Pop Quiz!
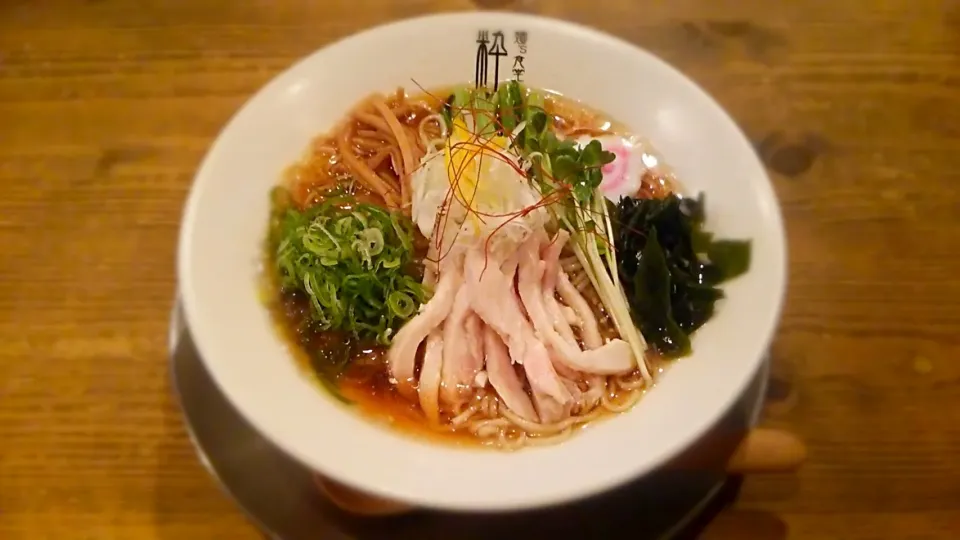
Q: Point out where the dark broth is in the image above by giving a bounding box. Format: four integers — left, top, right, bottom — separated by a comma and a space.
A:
267, 286, 487, 445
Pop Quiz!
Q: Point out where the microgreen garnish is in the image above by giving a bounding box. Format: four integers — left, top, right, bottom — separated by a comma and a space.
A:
508, 83, 615, 204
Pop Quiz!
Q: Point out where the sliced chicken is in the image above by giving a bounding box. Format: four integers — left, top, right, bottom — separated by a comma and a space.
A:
541, 231, 579, 347
557, 270, 603, 349
465, 245, 571, 405
440, 286, 483, 408
517, 235, 634, 375
417, 331, 444, 423
552, 360, 580, 381
483, 327, 538, 422
464, 312, 484, 374
516, 340, 572, 421
388, 259, 462, 399
580, 339, 633, 372
531, 386, 572, 424
561, 377, 583, 405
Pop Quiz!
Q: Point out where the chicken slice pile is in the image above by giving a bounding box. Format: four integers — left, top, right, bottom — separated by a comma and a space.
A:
387, 230, 636, 425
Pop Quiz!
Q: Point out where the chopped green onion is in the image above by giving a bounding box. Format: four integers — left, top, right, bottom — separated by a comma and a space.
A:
452, 86, 471, 113
524, 91, 547, 152
473, 89, 498, 139
387, 291, 416, 319
497, 81, 523, 133
270, 195, 426, 344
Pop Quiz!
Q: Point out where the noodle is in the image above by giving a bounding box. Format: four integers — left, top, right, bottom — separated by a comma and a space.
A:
616, 374, 648, 391
356, 128, 388, 139
406, 125, 426, 155
313, 141, 338, 155
353, 136, 390, 153
354, 111, 394, 135
601, 380, 645, 413
366, 147, 392, 169
418, 113, 448, 152
448, 401, 481, 427
371, 96, 417, 208
389, 150, 402, 177
336, 127, 400, 208
572, 271, 591, 292
288, 91, 435, 212
446, 365, 646, 449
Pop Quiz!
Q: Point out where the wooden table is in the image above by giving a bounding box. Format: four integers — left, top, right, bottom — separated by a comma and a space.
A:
2, 1, 958, 538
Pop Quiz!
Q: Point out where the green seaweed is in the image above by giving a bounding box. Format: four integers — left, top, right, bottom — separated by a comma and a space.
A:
615, 194, 751, 357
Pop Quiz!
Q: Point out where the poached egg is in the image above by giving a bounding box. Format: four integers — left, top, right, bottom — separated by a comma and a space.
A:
410, 116, 547, 247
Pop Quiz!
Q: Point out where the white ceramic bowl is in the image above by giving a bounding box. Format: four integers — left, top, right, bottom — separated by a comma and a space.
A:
178, 12, 786, 512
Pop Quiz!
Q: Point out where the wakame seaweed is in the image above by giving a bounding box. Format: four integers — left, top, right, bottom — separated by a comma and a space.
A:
614, 194, 751, 357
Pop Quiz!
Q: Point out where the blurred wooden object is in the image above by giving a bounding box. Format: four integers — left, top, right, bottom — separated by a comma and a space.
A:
2, 0, 959, 539
724, 429, 806, 475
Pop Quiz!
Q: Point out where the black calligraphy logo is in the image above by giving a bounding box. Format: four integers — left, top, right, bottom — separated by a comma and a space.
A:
476, 29, 527, 87
475, 31, 490, 88
513, 31, 527, 82
488, 31, 508, 90
515, 31, 528, 54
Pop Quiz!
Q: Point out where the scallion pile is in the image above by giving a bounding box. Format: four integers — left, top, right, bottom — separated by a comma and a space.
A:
270, 188, 427, 344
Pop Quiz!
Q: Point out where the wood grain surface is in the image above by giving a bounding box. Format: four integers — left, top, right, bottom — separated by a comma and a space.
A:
2, 0, 959, 538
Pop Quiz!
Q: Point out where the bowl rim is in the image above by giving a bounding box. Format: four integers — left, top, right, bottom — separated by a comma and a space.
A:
177, 10, 787, 511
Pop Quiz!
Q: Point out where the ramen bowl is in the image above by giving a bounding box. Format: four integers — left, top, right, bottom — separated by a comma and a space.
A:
178, 12, 786, 512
